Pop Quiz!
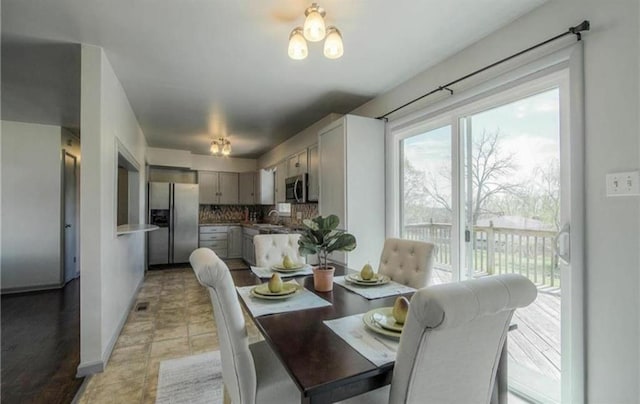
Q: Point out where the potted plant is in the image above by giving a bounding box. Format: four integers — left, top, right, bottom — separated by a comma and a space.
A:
298, 215, 356, 292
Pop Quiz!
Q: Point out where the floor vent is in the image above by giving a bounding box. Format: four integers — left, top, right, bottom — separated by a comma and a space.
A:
135, 302, 149, 312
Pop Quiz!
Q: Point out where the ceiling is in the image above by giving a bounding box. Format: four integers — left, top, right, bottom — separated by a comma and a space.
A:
2, 0, 546, 158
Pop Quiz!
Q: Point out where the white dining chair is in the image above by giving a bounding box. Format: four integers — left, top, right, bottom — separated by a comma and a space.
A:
340, 273, 537, 404
189, 248, 300, 404
254, 233, 306, 268
377, 238, 436, 288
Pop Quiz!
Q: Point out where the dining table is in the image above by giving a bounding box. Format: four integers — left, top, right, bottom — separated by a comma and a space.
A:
231, 265, 511, 404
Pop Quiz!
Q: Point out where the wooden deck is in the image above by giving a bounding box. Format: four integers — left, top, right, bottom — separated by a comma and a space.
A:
431, 267, 561, 383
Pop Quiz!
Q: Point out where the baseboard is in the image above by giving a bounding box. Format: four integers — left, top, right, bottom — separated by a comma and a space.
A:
76, 360, 104, 377
75, 275, 144, 377
1, 282, 65, 295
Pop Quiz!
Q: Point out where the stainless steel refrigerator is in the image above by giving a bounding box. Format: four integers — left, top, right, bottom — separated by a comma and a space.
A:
148, 182, 199, 265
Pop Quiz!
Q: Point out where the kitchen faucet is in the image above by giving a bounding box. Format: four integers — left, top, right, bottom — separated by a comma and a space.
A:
267, 209, 280, 224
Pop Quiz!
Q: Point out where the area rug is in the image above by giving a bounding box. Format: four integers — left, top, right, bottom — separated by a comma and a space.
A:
156, 351, 223, 404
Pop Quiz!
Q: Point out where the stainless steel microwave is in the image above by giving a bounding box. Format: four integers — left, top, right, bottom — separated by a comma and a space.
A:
285, 174, 307, 203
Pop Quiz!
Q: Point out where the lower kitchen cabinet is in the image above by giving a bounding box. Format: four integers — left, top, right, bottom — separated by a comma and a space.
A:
242, 227, 258, 266
228, 226, 242, 258
199, 225, 228, 258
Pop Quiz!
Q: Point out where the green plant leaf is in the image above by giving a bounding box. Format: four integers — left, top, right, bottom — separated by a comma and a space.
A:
325, 215, 340, 230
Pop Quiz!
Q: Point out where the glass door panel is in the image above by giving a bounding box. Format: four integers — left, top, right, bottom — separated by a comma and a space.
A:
462, 89, 562, 402
400, 125, 452, 284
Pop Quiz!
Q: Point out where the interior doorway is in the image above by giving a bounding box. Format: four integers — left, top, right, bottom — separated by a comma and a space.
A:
63, 150, 79, 283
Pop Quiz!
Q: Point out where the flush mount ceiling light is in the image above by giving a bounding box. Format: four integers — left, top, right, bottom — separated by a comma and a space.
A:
210, 137, 231, 156
288, 3, 343, 60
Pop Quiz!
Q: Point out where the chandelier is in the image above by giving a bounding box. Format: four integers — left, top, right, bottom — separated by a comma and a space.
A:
288, 3, 343, 60
210, 137, 231, 156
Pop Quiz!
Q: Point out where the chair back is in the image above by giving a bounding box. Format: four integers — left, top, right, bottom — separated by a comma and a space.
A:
389, 274, 537, 404
254, 234, 306, 268
189, 248, 257, 404
378, 238, 436, 288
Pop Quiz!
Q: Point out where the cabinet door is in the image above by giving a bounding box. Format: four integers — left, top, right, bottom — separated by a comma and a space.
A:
198, 171, 219, 204
319, 123, 346, 264
307, 145, 319, 201
297, 150, 308, 174
218, 172, 239, 204
275, 160, 288, 203
238, 172, 255, 205
287, 155, 299, 177
228, 227, 243, 258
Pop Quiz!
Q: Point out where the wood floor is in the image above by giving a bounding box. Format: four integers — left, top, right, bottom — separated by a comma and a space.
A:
432, 267, 561, 383
1, 279, 84, 404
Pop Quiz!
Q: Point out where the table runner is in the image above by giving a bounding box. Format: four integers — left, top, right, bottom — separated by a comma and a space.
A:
324, 314, 399, 367
334, 275, 416, 299
250, 265, 313, 279
237, 280, 331, 317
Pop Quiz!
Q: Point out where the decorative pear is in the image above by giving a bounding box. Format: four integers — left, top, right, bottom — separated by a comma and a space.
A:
268, 273, 283, 293
360, 263, 374, 280
283, 255, 295, 269
392, 296, 410, 325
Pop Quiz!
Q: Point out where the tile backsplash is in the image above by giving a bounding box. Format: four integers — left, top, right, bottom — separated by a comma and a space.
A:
199, 203, 318, 225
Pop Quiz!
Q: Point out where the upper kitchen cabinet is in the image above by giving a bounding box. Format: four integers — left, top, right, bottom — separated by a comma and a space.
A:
274, 160, 288, 203
198, 171, 239, 204
307, 144, 319, 202
318, 115, 385, 269
287, 150, 308, 177
257, 168, 275, 205
238, 172, 256, 205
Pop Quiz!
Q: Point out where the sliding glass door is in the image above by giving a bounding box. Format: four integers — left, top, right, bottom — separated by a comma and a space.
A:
395, 71, 576, 403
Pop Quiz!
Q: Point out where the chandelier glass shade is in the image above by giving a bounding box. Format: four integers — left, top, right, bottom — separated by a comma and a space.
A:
288, 3, 342, 60
210, 137, 231, 156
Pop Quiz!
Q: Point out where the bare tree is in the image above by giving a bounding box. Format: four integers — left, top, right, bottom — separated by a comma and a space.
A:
468, 129, 521, 224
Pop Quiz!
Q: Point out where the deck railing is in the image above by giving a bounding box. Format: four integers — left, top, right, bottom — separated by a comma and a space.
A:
403, 222, 559, 288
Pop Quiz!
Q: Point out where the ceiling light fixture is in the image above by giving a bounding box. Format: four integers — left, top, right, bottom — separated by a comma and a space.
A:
210, 137, 231, 156
288, 3, 343, 60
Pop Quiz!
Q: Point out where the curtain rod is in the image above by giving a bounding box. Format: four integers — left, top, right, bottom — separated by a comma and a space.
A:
376, 20, 591, 120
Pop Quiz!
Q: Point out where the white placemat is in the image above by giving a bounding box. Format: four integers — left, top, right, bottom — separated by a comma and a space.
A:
334, 275, 416, 299
324, 314, 399, 367
250, 265, 314, 279
237, 280, 331, 317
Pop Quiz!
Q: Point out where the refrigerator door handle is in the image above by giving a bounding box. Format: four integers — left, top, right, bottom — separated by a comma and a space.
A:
169, 184, 174, 263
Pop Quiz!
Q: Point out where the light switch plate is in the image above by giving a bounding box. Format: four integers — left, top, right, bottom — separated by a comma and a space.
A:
606, 171, 640, 196
296, 212, 302, 219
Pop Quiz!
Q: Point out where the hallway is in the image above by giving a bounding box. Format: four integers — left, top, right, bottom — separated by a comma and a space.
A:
1, 279, 83, 403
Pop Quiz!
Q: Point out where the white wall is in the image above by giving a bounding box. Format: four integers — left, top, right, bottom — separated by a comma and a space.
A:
1, 121, 62, 291
257, 113, 341, 169
147, 147, 257, 172
352, 1, 639, 402
79, 44, 148, 375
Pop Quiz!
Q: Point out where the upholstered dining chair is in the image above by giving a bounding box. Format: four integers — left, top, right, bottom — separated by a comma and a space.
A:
377, 238, 436, 288
340, 273, 537, 404
254, 233, 306, 268
189, 248, 300, 404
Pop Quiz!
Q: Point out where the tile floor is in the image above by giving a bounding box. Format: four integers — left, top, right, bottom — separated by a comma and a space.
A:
78, 266, 261, 403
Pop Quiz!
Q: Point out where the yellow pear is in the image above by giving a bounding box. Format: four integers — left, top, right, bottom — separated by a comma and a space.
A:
392, 296, 410, 325
268, 273, 283, 293
360, 263, 374, 280
283, 255, 295, 269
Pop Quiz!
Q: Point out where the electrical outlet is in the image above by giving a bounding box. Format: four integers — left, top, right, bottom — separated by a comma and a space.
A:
296, 212, 302, 219
606, 171, 640, 196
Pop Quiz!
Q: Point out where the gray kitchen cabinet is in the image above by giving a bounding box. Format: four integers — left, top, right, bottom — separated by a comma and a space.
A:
257, 169, 275, 205
238, 172, 256, 205
274, 160, 288, 203
199, 225, 228, 258
198, 171, 239, 204
242, 227, 258, 265
307, 144, 319, 201
228, 226, 242, 258
318, 115, 385, 269
287, 150, 308, 177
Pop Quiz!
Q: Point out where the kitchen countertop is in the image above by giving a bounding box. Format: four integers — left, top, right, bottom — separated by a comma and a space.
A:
116, 224, 160, 236
199, 222, 304, 234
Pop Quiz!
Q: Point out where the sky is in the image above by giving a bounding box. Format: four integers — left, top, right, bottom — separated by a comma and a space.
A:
403, 87, 560, 205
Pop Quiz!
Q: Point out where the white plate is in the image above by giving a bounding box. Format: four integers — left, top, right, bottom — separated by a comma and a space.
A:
271, 264, 305, 272
346, 274, 390, 286
250, 284, 302, 300
372, 308, 404, 332
362, 308, 402, 339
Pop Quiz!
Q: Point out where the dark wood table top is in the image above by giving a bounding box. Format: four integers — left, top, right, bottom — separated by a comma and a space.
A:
231, 266, 413, 403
